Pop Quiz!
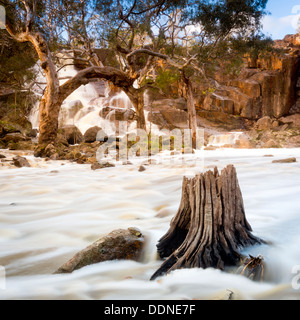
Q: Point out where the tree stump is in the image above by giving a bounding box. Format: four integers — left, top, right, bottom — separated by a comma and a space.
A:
151, 165, 264, 280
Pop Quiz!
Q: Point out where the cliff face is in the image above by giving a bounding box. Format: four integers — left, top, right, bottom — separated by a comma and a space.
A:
198, 36, 300, 121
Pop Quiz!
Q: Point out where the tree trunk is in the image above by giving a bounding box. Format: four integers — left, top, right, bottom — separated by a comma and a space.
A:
151, 165, 264, 281
38, 93, 61, 145
127, 89, 147, 132
183, 73, 198, 149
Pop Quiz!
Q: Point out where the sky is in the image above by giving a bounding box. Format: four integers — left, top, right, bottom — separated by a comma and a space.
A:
262, 0, 300, 39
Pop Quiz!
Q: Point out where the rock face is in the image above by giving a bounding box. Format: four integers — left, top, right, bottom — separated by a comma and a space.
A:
147, 98, 189, 130
197, 37, 300, 122
55, 228, 144, 274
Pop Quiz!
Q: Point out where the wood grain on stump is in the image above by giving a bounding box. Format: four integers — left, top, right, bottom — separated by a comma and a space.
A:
151, 165, 263, 280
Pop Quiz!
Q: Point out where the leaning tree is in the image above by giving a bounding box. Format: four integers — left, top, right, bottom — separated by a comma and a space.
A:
3, 0, 185, 150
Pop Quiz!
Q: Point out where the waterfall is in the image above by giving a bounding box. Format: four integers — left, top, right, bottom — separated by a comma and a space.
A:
208, 132, 244, 147
28, 61, 159, 136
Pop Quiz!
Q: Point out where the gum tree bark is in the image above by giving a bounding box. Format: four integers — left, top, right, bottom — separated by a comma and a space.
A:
151, 165, 264, 280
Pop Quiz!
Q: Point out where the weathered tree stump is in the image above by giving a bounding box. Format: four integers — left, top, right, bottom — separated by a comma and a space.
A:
151, 165, 264, 280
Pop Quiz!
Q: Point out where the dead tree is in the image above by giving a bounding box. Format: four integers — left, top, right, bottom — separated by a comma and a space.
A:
151, 165, 264, 280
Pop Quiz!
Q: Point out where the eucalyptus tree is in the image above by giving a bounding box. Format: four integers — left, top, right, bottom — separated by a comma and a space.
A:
2, 0, 268, 152
2, 0, 178, 149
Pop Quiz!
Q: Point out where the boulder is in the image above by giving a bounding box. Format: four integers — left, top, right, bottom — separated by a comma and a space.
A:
12, 156, 31, 168
280, 114, 300, 127
272, 157, 297, 163
100, 107, 136, 122
149, 98, 187, 112
262, 139, 281, 149
234, 134, 256, 149
106, 108, 136, 122
60, 125, 83, 145
256, 116, 274, 130
91, 162, 115, 170
55, 228, 144, 274
84, 126, 103, 143
2, 133, 30, 144
0, 121, 20, 138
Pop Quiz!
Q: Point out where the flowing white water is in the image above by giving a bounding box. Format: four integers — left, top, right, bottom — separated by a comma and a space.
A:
28, 62, 159, 136
208, 132, 244, 147
0, 148, 300, 300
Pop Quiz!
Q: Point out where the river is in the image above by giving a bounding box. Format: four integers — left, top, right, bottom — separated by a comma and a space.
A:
1, 148, 300, 300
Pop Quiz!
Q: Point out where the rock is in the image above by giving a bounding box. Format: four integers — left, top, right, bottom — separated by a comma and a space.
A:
55, 228, 144, 274
0, 121, 20, 138
60, 125, 83, 145
2, 133, 30, 144
280, 114, 300, 127
198, 46, 299, 122
149, 98, 187, 112
138, 165, 146, 172
12, 156, 31, 168
234, 134, 256, 149
148, 108, 188, 130
91, 162, 115, 170
100, 107, 136, 122
288, 135, 300, 146
262, 139, 281, 149
107, 108, 136, 122
27, 129, 38, 138
256, 116, 273, 130
83, 126, 104, 143
204, 146, 217, 151
0, 154, 6, 159
272, 157, 297, 163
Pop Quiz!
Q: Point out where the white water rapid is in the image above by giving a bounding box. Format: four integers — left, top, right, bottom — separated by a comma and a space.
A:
1, 148, 300, 300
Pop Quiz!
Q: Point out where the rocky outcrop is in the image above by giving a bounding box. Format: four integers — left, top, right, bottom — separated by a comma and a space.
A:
55, 228, 144, 274
198, 36, 300, 123
147, 98, 189, 130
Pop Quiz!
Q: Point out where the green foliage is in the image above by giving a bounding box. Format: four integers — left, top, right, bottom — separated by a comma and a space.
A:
154, 69, 181, 94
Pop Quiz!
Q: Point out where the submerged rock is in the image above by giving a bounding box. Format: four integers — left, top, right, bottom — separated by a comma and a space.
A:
91, 162, 115, 170
12, 156, 31, 168
138, 165, 146, 172
55, 228, 144, 274
272, 157, 297, 163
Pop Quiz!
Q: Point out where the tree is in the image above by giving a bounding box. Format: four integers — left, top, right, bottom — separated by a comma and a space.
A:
3, 0, 180, 148
3, 0, 268, 151
141, 0, 269, 148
